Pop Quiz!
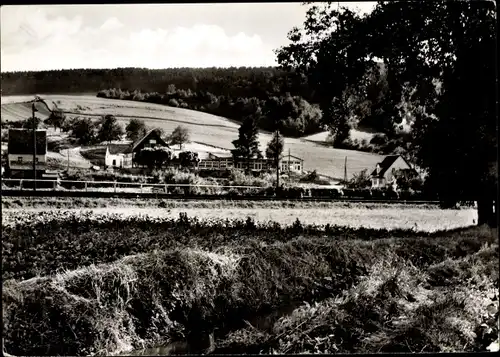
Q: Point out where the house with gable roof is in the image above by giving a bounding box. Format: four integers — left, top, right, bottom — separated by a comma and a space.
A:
7, 129, 47, 178
104, 129, 169, 169
370, 155, 415, 189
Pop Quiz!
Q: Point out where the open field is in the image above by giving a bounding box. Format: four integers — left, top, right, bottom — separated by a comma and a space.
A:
2, 204, 477, 232
1, 95, 384, 179
2, 209, 498, 355
303, 129, 376, 144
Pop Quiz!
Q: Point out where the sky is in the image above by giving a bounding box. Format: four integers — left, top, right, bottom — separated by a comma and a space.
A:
1, 2, 377, 72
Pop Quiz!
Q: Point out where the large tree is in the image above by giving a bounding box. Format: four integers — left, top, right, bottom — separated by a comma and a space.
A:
169, 125, 190, 150
98, 115, 124, 143
275, 4, 371, 146
232, 116, 262, 173
125, 118, 147, 141
277, 1, 497, 226
43, 109, 66, 132
266, 130, 285, 188
71, 118, 97, 146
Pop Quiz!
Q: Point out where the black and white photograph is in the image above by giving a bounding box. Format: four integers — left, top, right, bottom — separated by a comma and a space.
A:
1, 1, 498, 355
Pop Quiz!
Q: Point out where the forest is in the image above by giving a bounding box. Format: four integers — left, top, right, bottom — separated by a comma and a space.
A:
1, 65, 399, 143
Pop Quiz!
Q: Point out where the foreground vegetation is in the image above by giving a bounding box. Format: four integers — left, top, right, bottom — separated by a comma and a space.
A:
2, 198, 476, 235
2, 210, 497, 355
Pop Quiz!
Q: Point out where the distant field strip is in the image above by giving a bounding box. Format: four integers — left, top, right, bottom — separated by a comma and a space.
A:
2, 206, 477, 232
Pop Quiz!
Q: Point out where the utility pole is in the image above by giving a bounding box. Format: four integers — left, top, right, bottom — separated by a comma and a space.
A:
288, 148, 291, 174
32, 99, 38, 192
344, 156, 347, 183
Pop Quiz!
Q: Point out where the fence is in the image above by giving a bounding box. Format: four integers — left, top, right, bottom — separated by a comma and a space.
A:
1, 178, 263, 194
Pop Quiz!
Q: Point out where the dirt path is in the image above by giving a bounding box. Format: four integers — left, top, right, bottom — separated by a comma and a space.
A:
49, 147, 92, 169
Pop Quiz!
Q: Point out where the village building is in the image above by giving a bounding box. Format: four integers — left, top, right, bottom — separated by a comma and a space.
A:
197, 152, 304, 173
104, 144, 133, 169
7, 129, 48, 179
104, 129, 169, 169
280, 154, 304, 173
370, 155, 414, 189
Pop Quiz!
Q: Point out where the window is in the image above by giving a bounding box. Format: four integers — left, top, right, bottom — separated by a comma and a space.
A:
112, 159, 116, 167
17, 157, 22, 163
254, 162, 262, 170
150, 139, 156, 144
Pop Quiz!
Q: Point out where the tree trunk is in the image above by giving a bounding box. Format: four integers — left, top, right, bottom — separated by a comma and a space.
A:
477, 199, 497, 227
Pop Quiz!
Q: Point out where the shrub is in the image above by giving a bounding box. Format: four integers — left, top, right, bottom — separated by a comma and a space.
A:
370, 133, 388, 146
347, 169, 372, 189
227, 169, 272, 188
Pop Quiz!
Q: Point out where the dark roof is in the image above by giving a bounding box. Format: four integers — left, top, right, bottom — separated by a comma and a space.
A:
371, 155, 409, 178
281, 154, 303, 162
8, 129, 47, 155
107, 144, 133, 155
131, 129, 169, 152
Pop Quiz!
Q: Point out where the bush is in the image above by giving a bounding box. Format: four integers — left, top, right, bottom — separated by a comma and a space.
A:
227, 169, 272, 188
1, 129, 8, 142
370, 133, 389, 146
163, 168, 221, 195
347, 169, 372, 190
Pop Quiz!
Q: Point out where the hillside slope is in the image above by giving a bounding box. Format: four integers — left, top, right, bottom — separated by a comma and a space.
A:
1, 101, 53, 121
1, 95, 384, 179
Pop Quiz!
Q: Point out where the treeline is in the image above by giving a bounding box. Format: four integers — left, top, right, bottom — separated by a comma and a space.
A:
0, 67, 312, 101
97, 87, 323, 137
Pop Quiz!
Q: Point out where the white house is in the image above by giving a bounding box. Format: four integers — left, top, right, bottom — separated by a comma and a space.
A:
104, 144, 133, 169
280, 154, 304, 173
370, 155, 414, 189
197, 152, 304, 173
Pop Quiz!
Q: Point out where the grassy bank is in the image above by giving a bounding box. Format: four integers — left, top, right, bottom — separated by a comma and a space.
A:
3, 223, 497, 356
216, 241, 499, 354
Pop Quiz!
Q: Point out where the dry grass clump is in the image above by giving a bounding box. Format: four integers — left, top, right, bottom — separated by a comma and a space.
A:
214, 235, 499, 354
3, 237, 376, 356
3, 248, 243, 356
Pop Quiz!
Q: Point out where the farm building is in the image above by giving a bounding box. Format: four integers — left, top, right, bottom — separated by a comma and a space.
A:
197, 152, 304, 173
280, 154, 304, 173
7, 129, 48, 179
104, 129, 169, 169
370, 155, 414, 189
198, 153, 272, 171
104, 144, 133, 169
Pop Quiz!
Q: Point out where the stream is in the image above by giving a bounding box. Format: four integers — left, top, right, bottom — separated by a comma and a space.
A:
123, 300, 306, 356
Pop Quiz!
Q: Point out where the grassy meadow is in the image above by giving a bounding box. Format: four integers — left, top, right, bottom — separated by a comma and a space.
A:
1, 94, 384, 179
2, 200, 477, 232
